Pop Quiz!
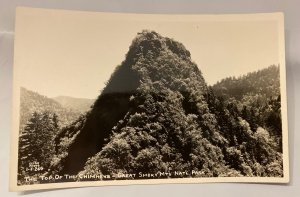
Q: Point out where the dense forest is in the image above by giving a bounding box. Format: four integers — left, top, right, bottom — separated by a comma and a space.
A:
18, 30, 284, 185
212, 65, 282, 152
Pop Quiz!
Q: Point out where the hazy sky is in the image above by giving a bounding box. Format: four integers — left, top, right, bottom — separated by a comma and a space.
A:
15, 8, 282, 99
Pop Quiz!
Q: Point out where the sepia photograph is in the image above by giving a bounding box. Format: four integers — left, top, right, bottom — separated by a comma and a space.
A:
10, 7, 288, 191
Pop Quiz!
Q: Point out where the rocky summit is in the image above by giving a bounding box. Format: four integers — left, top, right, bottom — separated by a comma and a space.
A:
50, 30, 283, 179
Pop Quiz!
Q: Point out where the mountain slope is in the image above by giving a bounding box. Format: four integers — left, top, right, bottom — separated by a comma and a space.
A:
52, 30, 282, 179
52, 96, 94, 113
212, 65, 280, 101
20, 87, 80, 131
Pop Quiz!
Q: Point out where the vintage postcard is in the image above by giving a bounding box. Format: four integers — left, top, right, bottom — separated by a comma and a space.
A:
10, 7, 289, 191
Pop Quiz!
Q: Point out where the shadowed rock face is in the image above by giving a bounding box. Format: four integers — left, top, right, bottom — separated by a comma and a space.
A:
60, 60, 140, 175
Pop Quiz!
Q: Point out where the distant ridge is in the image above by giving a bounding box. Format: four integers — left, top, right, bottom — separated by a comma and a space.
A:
53, 96, 94, 114
20, 87, 81, 131
212, 65, 280, 101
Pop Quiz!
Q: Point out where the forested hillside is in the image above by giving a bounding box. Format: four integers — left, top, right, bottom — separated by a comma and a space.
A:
19, 88, 80, 132
212, 65, 280, 102
211, 65, 282, 151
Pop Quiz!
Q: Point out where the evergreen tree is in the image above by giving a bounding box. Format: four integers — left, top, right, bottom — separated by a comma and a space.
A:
18, 111, 59, 183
